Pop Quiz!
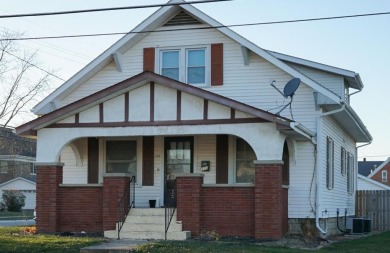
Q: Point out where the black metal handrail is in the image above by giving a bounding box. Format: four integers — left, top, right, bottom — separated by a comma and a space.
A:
165, 179, 177, 240
117, 176, 135, 240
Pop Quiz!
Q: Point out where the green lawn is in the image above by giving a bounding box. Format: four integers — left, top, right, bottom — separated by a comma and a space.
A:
0, 226, 389, 253
135, 232, 390, 253
0, 210, 34, 220
0, 227, 103, 253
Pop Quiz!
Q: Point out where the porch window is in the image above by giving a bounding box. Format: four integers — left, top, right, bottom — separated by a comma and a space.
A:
106, 140, 137, 179
235, 137, 256, 183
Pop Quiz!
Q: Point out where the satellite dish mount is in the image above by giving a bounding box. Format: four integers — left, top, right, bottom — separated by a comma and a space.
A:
270, 78, 301, 115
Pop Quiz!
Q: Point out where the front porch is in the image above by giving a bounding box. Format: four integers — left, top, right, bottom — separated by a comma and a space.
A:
35, 159, 288, 240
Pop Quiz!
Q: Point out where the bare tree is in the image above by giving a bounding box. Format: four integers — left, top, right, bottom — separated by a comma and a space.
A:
0, 30, 54, 127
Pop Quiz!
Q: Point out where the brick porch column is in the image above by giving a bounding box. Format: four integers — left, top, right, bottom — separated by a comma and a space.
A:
35, 162, 64, 233
254, 160, 284, 239
176, 173, 204, 237
102, 173, 131, 230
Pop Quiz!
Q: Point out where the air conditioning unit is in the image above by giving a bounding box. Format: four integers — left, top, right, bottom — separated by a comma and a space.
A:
346, 217, 371, 234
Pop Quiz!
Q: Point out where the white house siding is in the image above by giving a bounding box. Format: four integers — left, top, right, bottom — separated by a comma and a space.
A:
60, 25, 318, 132
194, 135, 216, 184
320, 116, 357, 217
288, 141, 316, 218
289, 63, 344, 98
60, 139, 88, 184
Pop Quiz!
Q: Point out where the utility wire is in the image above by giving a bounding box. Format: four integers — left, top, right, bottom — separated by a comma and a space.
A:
0, 0, 232, 19
1, 49, 65, 81
2, 11, 390, 41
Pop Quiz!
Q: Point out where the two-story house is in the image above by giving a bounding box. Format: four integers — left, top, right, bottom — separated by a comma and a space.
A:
16, 0, 371, 240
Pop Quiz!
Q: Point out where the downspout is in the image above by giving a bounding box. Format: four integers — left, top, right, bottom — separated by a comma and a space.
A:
315, 103, 346, 237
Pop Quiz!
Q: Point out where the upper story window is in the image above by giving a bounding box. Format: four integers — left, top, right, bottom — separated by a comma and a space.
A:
159, 46, 208, 86
382, 170, 388, 182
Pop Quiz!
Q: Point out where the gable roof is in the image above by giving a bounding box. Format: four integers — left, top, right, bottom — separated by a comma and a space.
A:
268, 51, 363, 90
367, 157, 390, 178
358, 174, 390, 191
32, 0, 342, 115
0, 177, 36, 188
16, 71, 292, 137
358, 160, 384, 176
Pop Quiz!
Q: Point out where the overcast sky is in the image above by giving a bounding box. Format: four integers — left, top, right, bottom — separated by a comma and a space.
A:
1, 0, 389, 161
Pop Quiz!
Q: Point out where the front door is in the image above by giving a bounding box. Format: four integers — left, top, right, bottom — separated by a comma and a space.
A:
164, 137, 193, 205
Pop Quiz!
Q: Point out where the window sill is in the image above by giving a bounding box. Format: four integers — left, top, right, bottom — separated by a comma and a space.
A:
202, 184, 254, 188
59, 184, 102, 187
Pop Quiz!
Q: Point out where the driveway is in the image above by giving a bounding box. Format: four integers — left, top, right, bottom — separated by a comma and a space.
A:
0, 219, 35, 227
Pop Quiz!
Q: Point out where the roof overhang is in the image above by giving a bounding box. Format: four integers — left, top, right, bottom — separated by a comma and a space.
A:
268, 51, 364, 90
368, 157, 390, 178
322, 103, 372, 142
16, 71, 293, 137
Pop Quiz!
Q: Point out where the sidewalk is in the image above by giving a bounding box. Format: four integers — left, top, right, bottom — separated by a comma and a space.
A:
80, 239, 151, 253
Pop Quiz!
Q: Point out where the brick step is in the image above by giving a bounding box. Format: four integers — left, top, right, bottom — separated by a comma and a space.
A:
119, 221, 183, 232
104, 230, 190, 240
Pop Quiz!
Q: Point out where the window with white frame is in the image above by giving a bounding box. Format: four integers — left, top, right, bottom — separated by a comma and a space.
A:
0, 161, 8, 174
326, 137, 334, 190
382, 170, 388, 182
347, 152, 355, 193
30, 163, 36, 175
341, 147, 346, 176
105, 140, 138, 180
235, 137, 256, 183
160, 47, 208, 86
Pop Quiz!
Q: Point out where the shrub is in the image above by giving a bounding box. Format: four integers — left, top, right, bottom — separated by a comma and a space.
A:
2, 190, 25, 212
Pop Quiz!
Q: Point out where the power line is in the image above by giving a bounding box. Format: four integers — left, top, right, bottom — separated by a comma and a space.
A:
2, 11, 390, 42
0, 0, 231, 19
1, 49, 65, 81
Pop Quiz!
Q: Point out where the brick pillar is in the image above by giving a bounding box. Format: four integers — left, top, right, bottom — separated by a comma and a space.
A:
102, 174, 131, 230
176, 174, 204, 237
35, 163, 63, 233
254, 160, 284, 239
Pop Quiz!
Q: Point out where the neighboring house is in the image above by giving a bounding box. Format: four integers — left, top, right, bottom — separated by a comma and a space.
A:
16, 0, 372, 240
0, 177, 36, 209
0, 127, 36, 210
365, 158, 390, 186
357, 174, 390, 191
358, 158, 384, 177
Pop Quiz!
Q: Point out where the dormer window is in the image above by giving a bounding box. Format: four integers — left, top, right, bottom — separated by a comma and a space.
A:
159, 46, 208, 86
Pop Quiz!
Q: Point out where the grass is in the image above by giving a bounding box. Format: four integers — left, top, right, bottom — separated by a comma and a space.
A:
0, 227, 104, 253
0, 226, 389, 253
134, 232, 390, 253
0, 210, 34, 220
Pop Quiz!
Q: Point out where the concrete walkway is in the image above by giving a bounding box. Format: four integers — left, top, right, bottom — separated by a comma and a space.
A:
0, 219, 35, 227
80, 239, 152, 253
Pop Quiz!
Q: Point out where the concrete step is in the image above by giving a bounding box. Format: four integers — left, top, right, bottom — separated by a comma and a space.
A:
105, 230, 191, 240
120, 221, 183, 232
105, 208, 189, 240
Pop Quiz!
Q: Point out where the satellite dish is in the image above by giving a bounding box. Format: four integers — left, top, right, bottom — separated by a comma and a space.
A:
270, 78, 301, 116
283, 78, 301, 98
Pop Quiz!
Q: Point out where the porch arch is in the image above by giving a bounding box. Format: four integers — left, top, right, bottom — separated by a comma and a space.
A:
36, 123, 286, 164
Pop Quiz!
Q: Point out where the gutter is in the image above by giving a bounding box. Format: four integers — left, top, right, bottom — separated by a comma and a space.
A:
315, 103, 346, 236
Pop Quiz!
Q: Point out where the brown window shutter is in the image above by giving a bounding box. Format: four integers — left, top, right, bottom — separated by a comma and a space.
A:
216, 135, 228, 184
143, 48, 155, 72
142, 136, 154, 186
87, 138, 99, 184
211, 43, 223, 86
